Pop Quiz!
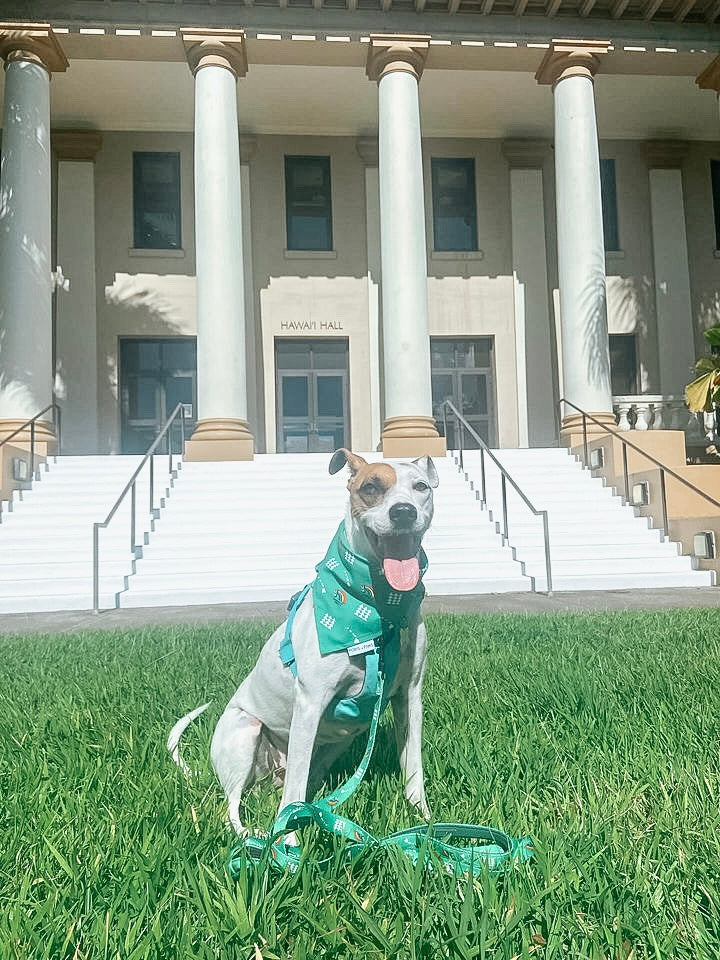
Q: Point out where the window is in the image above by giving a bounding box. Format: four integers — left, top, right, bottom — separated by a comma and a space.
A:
600, 158, 620, 252
285, 156, 333, 251
133, 152, 181, 249
609, 334, 638, 395
710, 160, 720, 250
431, 158, 478, 252
430, 337, 495, 447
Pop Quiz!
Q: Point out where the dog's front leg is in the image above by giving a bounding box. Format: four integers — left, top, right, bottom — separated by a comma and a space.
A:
277, 685, 326, 835
392, 620, 430, 819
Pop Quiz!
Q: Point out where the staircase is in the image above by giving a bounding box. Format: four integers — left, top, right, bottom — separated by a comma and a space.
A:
466, 447, 715, 591
0, 448, 714, 614
0, 456, 165, 613
118, 453, 529, 608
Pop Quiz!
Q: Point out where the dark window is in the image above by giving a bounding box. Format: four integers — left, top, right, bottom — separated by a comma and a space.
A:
600, 158, 620, 252
609, 333, 638, 395
431, 158, 478, 252
133, 152, 181, 249
285, 156, 333, 251
711, 160, 720, 250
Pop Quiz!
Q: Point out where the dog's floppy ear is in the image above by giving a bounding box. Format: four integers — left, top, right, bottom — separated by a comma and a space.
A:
329, 448, 368, 476
412, 455, 439, 489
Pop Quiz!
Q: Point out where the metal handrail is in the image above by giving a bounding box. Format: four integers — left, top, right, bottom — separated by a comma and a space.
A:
92, 403, 187, 613
559, 397, 720, 537
0, 402, 62, 474
0, 403, 62, 525
440, 399, 553, 594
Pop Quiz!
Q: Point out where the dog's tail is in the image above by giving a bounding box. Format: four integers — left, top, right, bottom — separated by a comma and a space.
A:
167, 702, 211, 776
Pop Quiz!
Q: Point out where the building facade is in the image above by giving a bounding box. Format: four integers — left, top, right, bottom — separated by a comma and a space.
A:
1, 3, 720, 460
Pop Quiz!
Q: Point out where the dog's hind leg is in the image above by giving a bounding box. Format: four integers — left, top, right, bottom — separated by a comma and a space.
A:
210, 707, 264, 836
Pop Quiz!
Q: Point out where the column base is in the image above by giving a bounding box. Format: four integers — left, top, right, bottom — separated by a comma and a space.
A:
184, 417, 254, 461
559, 411, 617, 451
0, 418, 57, 455
380, 415, 447, 459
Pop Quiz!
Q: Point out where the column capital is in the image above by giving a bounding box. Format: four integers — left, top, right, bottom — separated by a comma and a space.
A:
181, 28, 247, 79
0, 22, 68, 73
697, 56, 720, 92
642, 139, 688, 168
356, 136, 379, 167
502, 138, 551, 168
535, 39, 610, 87
366, 35, 430, 83
52, 129, 103, 161
238, 134, 257, 164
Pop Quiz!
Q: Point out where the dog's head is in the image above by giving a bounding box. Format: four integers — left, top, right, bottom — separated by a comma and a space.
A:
329, 448, 438, 592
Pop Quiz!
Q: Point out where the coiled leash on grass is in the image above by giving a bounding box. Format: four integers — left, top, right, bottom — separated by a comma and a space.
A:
228, 667, 534, 879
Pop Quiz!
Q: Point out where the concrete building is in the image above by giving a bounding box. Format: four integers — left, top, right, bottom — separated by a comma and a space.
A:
0, 4, 719, 464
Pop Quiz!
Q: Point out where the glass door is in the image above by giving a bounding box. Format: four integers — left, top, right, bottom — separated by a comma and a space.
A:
120, 338, 197, 453
276, 340, 349, 453
431, 338, 496, 448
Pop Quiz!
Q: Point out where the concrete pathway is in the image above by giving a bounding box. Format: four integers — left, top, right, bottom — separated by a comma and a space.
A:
1, 588, 718, 636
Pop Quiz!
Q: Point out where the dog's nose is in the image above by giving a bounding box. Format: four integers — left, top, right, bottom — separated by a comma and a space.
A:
389, 502, 417, 527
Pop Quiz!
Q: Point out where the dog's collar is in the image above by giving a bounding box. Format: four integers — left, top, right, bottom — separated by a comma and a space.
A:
311, 523, 427, 657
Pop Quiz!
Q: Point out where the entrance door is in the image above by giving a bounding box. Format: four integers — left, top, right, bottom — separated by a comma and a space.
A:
276, 339, 349, 453
431, 338, 496, 447
120, 338, 197, 453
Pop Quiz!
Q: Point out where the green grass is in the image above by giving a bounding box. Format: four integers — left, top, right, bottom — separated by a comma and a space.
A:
2, 609, 720, 959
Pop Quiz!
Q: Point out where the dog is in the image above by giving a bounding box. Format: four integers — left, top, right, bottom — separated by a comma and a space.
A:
168, 447, 438, 837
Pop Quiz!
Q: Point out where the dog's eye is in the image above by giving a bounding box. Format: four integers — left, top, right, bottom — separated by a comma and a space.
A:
360, 482, 378, 497
414, 480, 429, 492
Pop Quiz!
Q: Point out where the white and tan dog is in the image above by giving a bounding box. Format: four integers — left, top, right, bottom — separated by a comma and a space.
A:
168, 448, 438, 836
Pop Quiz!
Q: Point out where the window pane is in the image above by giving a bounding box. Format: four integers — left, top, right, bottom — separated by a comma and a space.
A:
460, 373, 488, 416
312, 340, 348, 370
431, 340, 455, 369
431, 373, 454, 406
600, 158, 620, 252
282, 376, 309, 418
276, 340, 312, 370
431, 158, 478, 252
285, 156, 333, 251
133, 153, 181, 250
129, 377, 157, 420
162, 340, 195, 372
711, 160, 720, 250
316, 376, 343, 418
609, 334, 637, 395
137, 341, 161, 371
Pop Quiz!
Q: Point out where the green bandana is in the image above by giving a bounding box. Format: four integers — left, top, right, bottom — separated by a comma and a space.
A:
312, 523, 427, 655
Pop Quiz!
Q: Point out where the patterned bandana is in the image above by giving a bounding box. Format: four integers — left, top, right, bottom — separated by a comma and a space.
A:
312, 523, 428, 656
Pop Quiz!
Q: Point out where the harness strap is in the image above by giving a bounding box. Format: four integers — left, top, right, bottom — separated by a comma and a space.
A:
228, 671, 534, 878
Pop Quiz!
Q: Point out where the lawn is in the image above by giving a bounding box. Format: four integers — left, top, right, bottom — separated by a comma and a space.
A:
2, 609, 720, 959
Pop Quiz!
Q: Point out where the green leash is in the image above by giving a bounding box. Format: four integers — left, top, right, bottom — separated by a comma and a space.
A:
228, 669, 534, 879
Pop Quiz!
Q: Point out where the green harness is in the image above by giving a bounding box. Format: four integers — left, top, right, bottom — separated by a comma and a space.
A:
228, 526, 535, 879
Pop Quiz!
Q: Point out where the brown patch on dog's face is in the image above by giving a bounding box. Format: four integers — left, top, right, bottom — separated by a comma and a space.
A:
347, 462, 397, 516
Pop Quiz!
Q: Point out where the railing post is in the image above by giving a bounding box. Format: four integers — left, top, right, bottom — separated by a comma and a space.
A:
582, 412, 588, 468
542, 511, 553, 595
659, 469, 668, 538
149, 455, 154, 517
131, 481, 136, 553
459, 418, 464, 472
30, 419, 35, 477
92, 522, 100, 613
480, 448, 487, 507
622, 444, 630, 503
501, 474, 509, 542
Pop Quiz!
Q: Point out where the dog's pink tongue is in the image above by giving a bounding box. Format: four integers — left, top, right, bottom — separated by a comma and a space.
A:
383, 556, 420, 591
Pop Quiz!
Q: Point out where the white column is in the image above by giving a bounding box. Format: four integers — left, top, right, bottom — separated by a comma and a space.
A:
0, 26, 67, 443
181, 29, 254, 461
366, 36, 445, 459
644, 141, 695, 397
239, 135, 259, 449
356, 137, 383, 452
536, 40, 614, 438
502, 140, 556, 447
53, 131, 103, 454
